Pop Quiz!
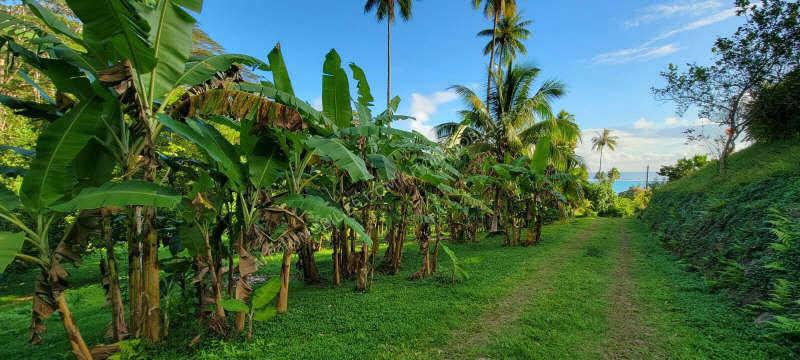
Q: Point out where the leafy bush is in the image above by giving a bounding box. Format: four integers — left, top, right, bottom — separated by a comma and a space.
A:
746, 68, 800, 143
585, 180, 638, 218
657, 155, 709, 182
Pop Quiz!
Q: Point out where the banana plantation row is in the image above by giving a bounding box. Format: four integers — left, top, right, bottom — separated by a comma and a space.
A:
0, 1, 585, 359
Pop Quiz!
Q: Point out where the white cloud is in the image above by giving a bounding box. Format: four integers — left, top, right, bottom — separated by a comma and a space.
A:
577, 127, 706, 172
403, 90, 458, 139
576, 117, 725, 171
595, 5, 737, 65
592, 44, 679, 64
634, 117, 656, 129
625, 1, 722, 28
645, 7, 737, 45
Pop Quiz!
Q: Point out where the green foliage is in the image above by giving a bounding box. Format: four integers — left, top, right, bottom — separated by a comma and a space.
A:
643, 140, 800, 344
439, 243, 468, 283
280, 194, 371, 245
49, 180, 182, 212
20, 96, 118, 211
746, 68, 800, 143
658, 155, 709, 182
322, 49, 353, 129
251, 277, 280, 321
0, 231, 25, 273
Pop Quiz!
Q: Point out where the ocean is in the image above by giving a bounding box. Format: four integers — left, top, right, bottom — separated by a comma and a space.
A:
590, 172, 665, 193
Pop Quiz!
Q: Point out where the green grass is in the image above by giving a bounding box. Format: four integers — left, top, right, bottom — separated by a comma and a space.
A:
0, 218, 792, 359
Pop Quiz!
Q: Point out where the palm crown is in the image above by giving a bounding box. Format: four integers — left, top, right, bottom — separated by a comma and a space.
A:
365, 0, 413, 23
590, 128, 618, 173
478, 12, 532, 68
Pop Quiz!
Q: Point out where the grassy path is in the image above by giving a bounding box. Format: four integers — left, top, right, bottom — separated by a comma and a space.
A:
0, 218, 791, 359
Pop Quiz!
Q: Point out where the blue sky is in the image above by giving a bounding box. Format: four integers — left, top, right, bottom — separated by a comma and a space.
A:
196, 1, 744, 172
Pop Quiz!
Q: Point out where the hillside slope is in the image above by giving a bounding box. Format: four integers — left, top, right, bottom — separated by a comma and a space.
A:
643, 141, 800, 304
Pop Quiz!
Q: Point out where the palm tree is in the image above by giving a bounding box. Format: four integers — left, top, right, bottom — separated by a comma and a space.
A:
591, 128, 618, 174
472, 0, 517, 104
436, 65, 564, 231
478, 11, 531, 73
364, 0, 413, 109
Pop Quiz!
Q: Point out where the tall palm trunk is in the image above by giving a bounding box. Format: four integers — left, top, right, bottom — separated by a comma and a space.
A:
387, 18, 391, 111
599, 146, 604, 174
486, 11, 499, 105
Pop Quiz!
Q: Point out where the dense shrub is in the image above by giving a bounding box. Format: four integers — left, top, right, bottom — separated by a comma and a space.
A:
657, 155, 709, 182
585, 180, 637, 217
746, 68, 800, 143
643, 141, 800, 346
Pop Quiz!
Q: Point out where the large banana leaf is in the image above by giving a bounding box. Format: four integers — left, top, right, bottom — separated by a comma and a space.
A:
349, 63, 374, 109
23, 0, 83, 45
66, 0, 155, 94
235, 82, 329, 132
305, 137, 372, 182
251, 277, 280, 321
349, 63, 373, 123
0, 187, 21, 212
0, 95, 59, 121
367, 154, 396, 180
248, 154, 285, 189
50, 180, 181, 212
177, 54, 266, 88
281, 194, 371, 245
6, 41, 93, 100
0, 232, 25, 273
157, 114, 245, 189
531, 136, 551, 175
267, 44, 294, 95
322, 49, 352, 129
20, 96, 116, 211
141, 0, 198, 104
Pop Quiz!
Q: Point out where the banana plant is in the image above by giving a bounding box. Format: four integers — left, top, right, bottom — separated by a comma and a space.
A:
1, 0, 271, 342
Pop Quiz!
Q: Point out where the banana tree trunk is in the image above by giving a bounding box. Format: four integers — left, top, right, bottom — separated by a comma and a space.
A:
332, 227, 342, 286
56, 292, 93, 360
141, 213, 161, 341
411, 221, 432, 279
128, 208, 143, 337
235, 230, 258, 332
102, 209, 128, 341
276, 247, 293, 314
298, 242, 321, 284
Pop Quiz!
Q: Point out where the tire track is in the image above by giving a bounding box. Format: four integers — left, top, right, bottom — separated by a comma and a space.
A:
603, 222, 658, 359
436, 219, 600, 359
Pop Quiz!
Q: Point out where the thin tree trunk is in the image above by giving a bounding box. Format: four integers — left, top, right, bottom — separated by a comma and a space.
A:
276, 247, 293, 313
56, 293, 93, 360
102, 209, 128, 341
490, 186, 500, 232
387, 17, 391, 110
128, 209, 143, 337
332, 227, 341, 286
234, 230, 255, 332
